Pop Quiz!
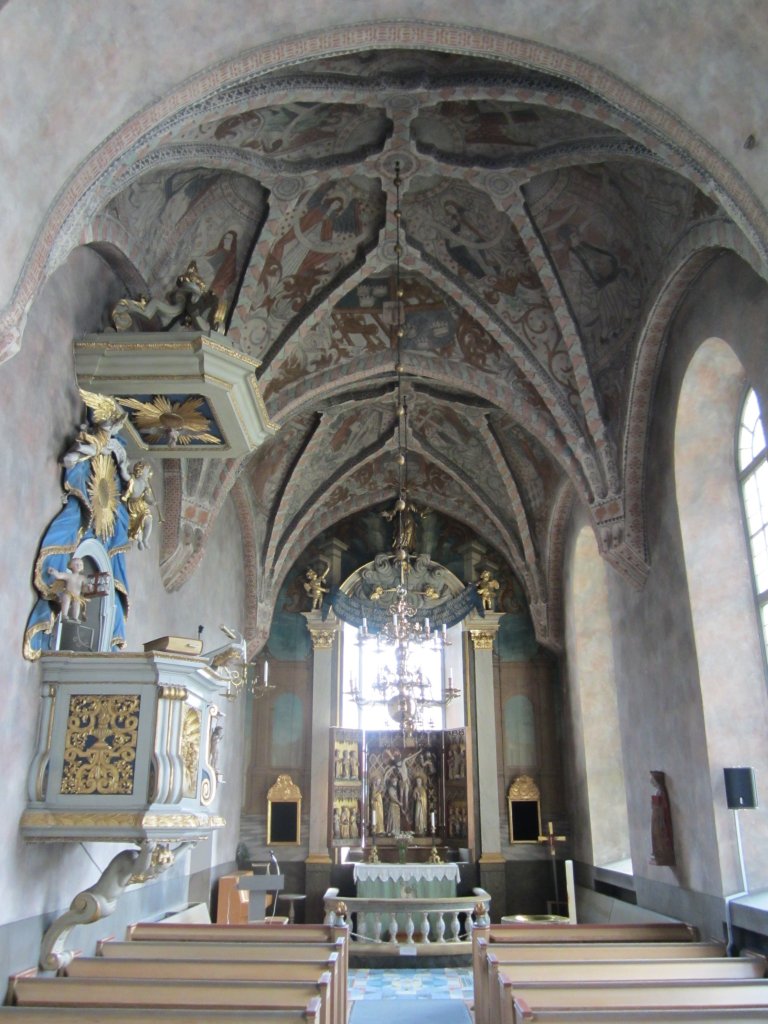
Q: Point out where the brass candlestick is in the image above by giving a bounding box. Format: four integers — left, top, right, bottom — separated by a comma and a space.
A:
366, 821, 380, 863
428, 817, 442, 864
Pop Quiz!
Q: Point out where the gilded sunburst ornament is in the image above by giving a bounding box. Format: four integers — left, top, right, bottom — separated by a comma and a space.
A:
87, 454, 119, 540
119, 395, 222, 447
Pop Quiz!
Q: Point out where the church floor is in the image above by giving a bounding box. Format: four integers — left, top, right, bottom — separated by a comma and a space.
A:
348, 966, 474, 1000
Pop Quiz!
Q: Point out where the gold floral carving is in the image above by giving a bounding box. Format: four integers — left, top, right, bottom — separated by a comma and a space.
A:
60, 694, 140, 795
508, 774, 540, 801
309, 628, 336, 650
181, 706, 201, 798
470, 630, 495, 650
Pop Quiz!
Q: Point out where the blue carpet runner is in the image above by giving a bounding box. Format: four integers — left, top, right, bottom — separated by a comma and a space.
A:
349, 998, 472, 1024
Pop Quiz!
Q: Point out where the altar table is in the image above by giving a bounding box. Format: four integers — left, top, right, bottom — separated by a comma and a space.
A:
353, 861, 460, 899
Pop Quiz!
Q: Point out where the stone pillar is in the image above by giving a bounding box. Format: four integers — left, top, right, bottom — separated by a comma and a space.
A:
467, 612, 506, 916
303, 610, 338, 863
301, 611, 338, 919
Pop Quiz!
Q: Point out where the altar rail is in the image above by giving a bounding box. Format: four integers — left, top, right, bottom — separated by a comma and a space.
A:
323, 887, 491, 947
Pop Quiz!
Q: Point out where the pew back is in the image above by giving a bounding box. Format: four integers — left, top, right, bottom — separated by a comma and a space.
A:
497, 976, 768, 1024
67, 956, 338, 981
65, 956, 342, 1024
127, 923, 345, 943
0, 1006, 322, 1023
472, 923, 702, 1024
510, 1006, 768, 1024
98, 938, 345, 962
11, 974, 332, 1024
487, 954, 765, 1024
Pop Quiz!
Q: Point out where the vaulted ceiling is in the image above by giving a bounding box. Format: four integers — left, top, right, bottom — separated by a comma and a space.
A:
88, 48, 747, 651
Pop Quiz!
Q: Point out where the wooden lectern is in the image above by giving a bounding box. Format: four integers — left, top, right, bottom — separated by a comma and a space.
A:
237, 872, 285, 921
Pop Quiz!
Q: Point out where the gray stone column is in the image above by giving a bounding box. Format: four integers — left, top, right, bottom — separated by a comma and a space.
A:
467, 613, 506, 914
301, 611, 338, 921
302, 611, 338, 863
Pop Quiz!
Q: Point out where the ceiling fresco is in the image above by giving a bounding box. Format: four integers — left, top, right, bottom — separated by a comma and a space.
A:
87, 48, 741, 651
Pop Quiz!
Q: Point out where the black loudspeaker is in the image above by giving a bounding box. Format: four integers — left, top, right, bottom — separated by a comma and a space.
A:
724, 767, 758, 809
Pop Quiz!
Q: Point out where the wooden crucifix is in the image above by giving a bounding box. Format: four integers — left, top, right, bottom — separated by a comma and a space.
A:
538, 820, 567, 911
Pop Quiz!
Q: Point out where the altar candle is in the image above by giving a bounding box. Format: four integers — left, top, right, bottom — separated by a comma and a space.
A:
430, 811, 436, 831
362, 616, 367, 631
372, 809, 377, 829
264, 660, 269, 683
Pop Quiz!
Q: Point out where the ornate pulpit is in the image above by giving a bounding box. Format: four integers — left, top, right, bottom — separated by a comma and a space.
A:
22, 651, 228, 843
21, 650, 231, 970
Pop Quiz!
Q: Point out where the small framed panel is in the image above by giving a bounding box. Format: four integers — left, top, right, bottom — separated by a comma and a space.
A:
508, 774, 542, 843
267, 774, 302, 845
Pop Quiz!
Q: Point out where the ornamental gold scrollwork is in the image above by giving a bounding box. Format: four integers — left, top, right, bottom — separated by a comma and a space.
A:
309, 628, 336, 650
21, 809, 225, 831
267, 774, 302, 802
61, 695, 140, 796
508, 774, 540, 801
469, 630, 495, 650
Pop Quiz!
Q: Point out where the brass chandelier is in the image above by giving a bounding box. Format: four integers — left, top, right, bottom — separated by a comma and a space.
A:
346, 163, 457, 735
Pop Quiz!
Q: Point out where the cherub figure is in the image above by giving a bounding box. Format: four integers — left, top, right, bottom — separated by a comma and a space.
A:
48, 556, 89, 622
304, 563, 330, 610
122, 461, 156, 549
476, 569, 500, 611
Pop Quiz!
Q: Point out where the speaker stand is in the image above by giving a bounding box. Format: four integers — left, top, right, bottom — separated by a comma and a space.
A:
725, 808, 750, 957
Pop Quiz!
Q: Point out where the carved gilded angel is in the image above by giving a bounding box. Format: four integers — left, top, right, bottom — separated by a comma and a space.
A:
476, 569, 500, 611
121, 461, 157, 550
304, 563, 330, 610
62, 389, 131, 483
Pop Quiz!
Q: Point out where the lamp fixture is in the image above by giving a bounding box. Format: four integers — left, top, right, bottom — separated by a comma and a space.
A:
225, 659, 275, 702
345, 163, 457, 735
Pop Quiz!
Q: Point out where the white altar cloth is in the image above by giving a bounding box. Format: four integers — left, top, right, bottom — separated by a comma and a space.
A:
353, 862, 460, 888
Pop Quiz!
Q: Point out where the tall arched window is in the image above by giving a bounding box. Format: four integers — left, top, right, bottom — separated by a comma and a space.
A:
738, 387, 768, 661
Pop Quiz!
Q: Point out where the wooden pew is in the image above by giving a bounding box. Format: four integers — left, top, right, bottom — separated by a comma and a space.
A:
472, 922, 702, 1024
11, 974, 333, 1024
487, 953, 766, 1024
98, 937, 347, 1016
126, 922, 346, 944
123, 922, 349, 1001
504, 1007, 768, 1024
496, 975, 768, 1024
0, 1008, 323, 1024
65, 955, 344, 1024
473, 921, 700, 949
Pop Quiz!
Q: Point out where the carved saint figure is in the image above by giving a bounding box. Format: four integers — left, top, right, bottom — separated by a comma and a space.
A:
650, 770, 675, 867
381, 491, 430, 553
48, 556, 89, 622
412, 776, 428, 836
385, 781, 402, 835
369, 774, 385, 835
210, 723, 224, 778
